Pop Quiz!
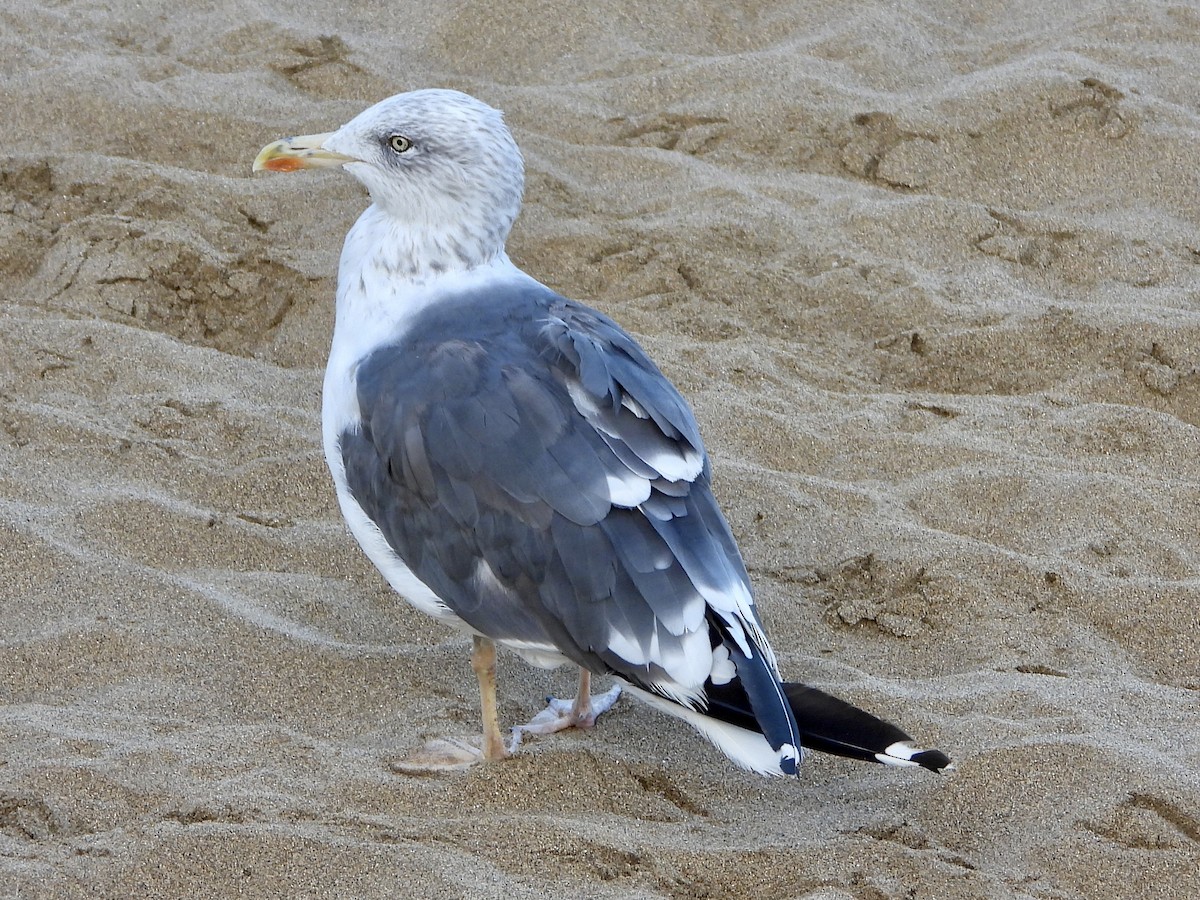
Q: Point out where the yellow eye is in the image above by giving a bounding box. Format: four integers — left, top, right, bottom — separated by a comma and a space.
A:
389, 135, 413, 153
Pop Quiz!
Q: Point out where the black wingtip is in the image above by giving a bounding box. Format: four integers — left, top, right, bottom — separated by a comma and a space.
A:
701, 679, 953, 775
783, 682, 952, 773
913, 748, 953, 773
878, 742, 953, 773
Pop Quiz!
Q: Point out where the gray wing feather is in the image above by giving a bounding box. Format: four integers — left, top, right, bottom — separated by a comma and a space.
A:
342, 281, 765, 694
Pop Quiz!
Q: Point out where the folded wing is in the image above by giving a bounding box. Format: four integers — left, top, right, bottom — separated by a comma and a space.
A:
339, 280, 801, 770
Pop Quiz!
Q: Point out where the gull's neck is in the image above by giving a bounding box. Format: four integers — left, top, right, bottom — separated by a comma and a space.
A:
341, 202, 506, 283
329, 203, 527, 366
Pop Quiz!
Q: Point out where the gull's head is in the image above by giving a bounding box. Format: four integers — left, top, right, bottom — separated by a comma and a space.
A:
254, 89, 524, 267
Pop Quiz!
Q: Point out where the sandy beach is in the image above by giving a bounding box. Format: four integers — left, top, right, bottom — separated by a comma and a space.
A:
2, 1, 1199, 897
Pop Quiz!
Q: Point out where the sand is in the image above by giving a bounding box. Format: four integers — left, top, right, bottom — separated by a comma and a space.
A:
2, 0, 1199, 897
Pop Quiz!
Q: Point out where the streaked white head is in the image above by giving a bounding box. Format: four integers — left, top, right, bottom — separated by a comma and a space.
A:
255, 89, 525, 275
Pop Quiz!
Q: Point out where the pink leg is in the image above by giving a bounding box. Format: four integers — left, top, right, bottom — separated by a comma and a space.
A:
509, 667, 622, 750
569, 669, 601, 726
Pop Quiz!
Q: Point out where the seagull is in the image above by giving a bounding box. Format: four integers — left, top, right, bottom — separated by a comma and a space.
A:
253, 89, 951, 777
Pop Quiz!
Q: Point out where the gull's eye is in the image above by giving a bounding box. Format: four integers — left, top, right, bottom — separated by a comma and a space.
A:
388, 134, 413, 153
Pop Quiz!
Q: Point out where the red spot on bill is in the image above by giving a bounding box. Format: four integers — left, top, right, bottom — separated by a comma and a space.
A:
262, 156, 309, 172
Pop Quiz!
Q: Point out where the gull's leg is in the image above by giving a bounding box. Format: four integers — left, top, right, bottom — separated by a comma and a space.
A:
573, 669, 595, 723
393, 652, 620, 772
509, 666, 622, 751
471, 634, 509, 761
390, 636, 507, 774
570, 669, 601, 726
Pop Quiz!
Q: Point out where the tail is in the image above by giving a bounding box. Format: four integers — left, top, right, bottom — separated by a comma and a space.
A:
705, 679, 952, 774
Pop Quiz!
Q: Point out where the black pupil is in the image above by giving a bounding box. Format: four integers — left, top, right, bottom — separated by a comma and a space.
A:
391, 136, 408, 151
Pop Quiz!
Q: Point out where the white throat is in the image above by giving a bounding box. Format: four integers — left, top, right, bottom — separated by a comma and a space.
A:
339, 202, 504, 288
